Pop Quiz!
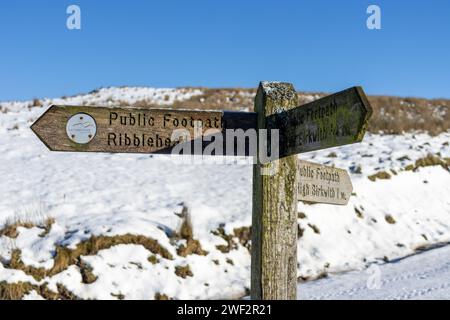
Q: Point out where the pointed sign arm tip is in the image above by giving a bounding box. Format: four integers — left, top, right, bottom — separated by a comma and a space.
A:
30, 105, 59, 152
354, 86, 374, 119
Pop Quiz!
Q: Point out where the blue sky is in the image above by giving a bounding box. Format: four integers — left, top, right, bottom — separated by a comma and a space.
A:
0, 0, 449, 101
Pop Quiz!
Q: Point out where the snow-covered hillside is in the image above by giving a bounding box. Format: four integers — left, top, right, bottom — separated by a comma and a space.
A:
0, 87, 449, 300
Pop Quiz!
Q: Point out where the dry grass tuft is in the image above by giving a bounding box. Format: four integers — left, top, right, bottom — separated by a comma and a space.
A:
39, 217, 55, 237
0, 222, 35, 238
368, 171, 392, 182
0, 281, 33, 300
173, 206, 208, 257
298, 225, 304, 239
77, 260, 98, 284
32, 98, 42, 107
0, 281, 78, 300
211, 226, 252, 253
155, 292, 171, 300
233, 227, 251, 251
327, 152, 338, 158
298, 212, 307, 219
211, 227, 236, 253
111, 292, 125, 300
354, 207, 364, 219
4, 234, 173, 281
177, 239, 208, 257
177, 206, 193, 240
148, 255, 159, 264
175, 265, 193, 278
7, 249, 47, 280
56, 284, 80, 300
404, 154, 450, 172
308, 224, 321, 234
414, 154, 450, 170
385, 215, 397, 224
0, 216, 55, 239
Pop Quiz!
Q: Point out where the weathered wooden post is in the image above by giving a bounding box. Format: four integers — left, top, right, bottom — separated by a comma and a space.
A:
251, 82, 299, 300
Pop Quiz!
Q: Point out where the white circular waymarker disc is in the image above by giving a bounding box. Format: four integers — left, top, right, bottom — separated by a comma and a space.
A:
66, 113, 97, 144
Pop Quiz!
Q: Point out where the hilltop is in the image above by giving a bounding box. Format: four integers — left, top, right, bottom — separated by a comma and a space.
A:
2, 86, 449, 135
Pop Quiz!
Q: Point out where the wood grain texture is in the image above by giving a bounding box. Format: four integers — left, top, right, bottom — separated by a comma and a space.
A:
266, 86, 373, 158
31, 105, 257, 155
251, 82, 298, 300
297, 160, 353, 205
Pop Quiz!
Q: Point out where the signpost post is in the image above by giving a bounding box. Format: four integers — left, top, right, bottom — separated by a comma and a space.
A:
250, 82, 371, 300
30, 81, 372, 301
251, 82, 299, 300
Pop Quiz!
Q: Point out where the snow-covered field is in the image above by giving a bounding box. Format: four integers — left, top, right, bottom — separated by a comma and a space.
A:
298, 243, 450, 300
0, 87, 449, 300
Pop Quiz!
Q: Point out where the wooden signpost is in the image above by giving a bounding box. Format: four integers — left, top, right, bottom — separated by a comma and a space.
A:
250, 82, 371, 300
297, 160, 353, 205
31, 105, 256, 155
251, 82, 299, 300
30, 81, 372, 301
266, 86, 372, 157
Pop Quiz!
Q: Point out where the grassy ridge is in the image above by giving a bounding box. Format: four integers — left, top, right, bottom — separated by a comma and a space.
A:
164, 88, 450, 136
3, 87, 449, 135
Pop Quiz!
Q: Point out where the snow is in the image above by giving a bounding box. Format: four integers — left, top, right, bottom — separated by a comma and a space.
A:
22, 290, 45, 300
0, 87, 449, 299
1, 87, 203, 109
296, 165, 450, 279
54, 244, 250, 300
0, 263, 39, 285
298, 243, 450, 300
